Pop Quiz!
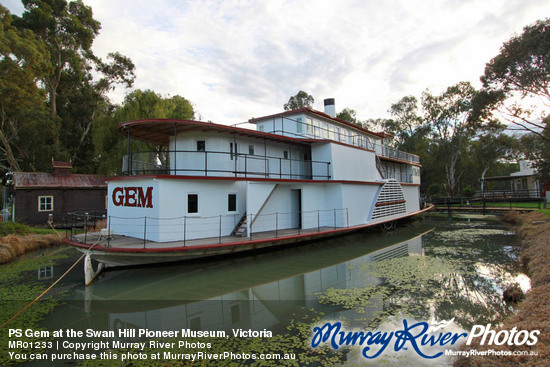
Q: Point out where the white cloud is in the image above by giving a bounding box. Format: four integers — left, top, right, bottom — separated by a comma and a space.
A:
5, 0, 550, 124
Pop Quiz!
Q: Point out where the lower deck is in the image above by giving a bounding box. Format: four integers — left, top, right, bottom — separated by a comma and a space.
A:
73, 225, 338, 250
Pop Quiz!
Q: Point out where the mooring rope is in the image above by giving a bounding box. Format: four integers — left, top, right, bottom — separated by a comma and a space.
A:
0, 236, 101, 330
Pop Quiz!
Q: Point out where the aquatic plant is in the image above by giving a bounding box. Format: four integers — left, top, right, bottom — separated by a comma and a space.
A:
0, 252, 68, 366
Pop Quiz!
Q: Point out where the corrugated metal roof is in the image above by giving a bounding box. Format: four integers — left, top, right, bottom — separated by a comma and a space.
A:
13, 172, 107, 189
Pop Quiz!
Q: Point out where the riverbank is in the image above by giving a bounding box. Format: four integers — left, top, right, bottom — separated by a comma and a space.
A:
455, 211, 550, 366
0, 234, 64, 264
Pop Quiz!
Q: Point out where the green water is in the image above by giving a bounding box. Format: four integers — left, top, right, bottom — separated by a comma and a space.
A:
1, 216, 525, 366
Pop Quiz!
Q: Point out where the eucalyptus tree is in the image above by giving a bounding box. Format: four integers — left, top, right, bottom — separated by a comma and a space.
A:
283, 90, 314, 110
480, 17, 550, 139
13, 0, 135, 171
421, 82, 479, 196
384, 95, 424, 146
0, 5, 53, 173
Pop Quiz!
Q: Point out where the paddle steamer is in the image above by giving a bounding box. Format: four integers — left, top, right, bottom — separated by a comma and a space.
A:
66, 99, 428, 284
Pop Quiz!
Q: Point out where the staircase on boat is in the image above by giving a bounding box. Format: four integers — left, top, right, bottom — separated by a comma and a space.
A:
232, 184, 280, 237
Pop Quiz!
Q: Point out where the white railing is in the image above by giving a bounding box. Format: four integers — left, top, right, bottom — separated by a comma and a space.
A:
74, 208, 350, 246
263, 117, 420, 164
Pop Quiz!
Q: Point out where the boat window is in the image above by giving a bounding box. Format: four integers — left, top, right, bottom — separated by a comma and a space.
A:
187, 194, 198, 214
283, 150, 289, 159
296, 117, 303, 134
197, 141, 205, 152
38, 196, 54, 212
306, 118, 313, 135
249, 145, 254, 155
230, 142, 238, 160
228, 194, 237, 212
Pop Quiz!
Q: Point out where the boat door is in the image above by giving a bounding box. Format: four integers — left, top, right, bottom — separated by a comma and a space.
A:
290, 189, 302, 229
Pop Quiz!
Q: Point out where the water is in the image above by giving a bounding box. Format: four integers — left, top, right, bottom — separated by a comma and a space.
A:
3, 217, 525, 366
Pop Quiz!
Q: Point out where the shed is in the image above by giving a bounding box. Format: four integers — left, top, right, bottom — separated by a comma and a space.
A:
3, 161, 107, 225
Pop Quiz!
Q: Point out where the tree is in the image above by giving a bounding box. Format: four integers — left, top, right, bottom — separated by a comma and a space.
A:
422, 82, 479, 196
13, 0, 135, 172
0, 5, 54, 174
481, 18, 550, 139
14, 0, 100, 119
284, 91, 314, 110
336, 108, 358, 124
519, 118, 550, 181
469, 131, 517, 193
92, 90, 194, 175
384, 95, 423, 146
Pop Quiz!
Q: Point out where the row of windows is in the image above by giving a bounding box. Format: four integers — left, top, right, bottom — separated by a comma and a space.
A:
37, 194, 239, 214
200, 140, 304, 160
258, 117, 374, 149
187, 193, 237, 214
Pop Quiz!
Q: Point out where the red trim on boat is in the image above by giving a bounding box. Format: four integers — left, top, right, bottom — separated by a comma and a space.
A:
106, 175, 386, 186
375, 200, 406, 207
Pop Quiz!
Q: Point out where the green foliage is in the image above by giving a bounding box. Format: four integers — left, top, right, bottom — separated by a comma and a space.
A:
0, 222, 31, 237
336, 107, 358, 124
427, 183, 441, 196
462, 187, 473, 197
92, 90, 194, 175
0, 1, 136, 175
283, 91, 314, 111
0, 252, 67, 366
480, 17, 550, 138
0, 5, 54, 173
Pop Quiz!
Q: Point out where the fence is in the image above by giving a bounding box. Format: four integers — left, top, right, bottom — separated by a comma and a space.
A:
66, 208, 350, 248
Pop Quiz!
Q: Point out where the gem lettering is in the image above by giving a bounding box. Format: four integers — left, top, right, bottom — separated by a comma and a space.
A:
112, 187, 153, 208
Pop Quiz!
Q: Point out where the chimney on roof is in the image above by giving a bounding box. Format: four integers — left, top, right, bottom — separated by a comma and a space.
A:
324, 98, 336, 118
52, 159, 72, 177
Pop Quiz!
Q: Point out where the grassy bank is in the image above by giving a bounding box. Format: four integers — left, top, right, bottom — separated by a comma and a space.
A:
0, 223, 64, 264
455, 211, 550, 366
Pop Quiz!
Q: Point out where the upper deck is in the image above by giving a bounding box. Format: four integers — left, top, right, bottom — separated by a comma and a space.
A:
118, 112, 420, 183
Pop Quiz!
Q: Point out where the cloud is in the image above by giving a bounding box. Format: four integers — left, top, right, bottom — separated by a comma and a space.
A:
5, 0, 549, 124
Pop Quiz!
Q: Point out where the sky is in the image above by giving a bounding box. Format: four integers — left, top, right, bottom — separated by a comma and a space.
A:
3, 0, 550, 125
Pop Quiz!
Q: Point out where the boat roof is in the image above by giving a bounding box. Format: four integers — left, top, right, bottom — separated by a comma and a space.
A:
118, 119, 320, 146
248, 107, 388, 139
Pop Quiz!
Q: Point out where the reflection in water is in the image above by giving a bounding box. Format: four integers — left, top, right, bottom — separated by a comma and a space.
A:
37, 218, 524, 365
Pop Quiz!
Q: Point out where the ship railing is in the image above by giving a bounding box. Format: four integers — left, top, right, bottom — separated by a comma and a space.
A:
122, 150, 331, 180
374, 144, 420, 164
378, 170, 414, 184
260, 116, 420, 165
69, 208, 350, 248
